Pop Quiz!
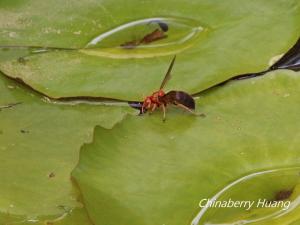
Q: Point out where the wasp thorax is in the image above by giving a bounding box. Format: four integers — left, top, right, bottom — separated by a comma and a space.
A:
150, 90, 165, 102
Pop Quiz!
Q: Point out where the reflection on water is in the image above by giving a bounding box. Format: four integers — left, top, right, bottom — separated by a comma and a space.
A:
82, 17, 206, 58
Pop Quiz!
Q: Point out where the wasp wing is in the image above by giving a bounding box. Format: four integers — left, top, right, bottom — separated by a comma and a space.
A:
159, 55, 176, 90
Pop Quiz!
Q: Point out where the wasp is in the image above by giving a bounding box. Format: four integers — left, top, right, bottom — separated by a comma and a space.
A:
141, 55, 203, 121
121, 21, 168, 49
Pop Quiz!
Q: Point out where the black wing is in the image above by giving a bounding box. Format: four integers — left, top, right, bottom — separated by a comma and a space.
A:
159, 55, 176, 90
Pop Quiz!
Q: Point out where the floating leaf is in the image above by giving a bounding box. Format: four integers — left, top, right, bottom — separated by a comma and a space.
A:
193, 168, 300, 225
73, 70, 300, 225
0, 0, 299, 100
0, 71, 134, 224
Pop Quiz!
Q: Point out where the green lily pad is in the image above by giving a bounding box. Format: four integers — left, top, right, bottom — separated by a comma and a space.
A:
0, 70, 134, 224
0, 0, 299, 100
194, 168, 300, 224
0, 207, 92, 225
72, 70, 300, 225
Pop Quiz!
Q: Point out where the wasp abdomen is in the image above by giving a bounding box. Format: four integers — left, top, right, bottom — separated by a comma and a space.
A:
160, 91, 195, 110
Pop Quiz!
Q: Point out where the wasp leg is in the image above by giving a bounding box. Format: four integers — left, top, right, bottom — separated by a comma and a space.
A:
149, 104, 157, 114
141, 105, 148, 115
174, 102, 205, 117
161, 104, 166, 122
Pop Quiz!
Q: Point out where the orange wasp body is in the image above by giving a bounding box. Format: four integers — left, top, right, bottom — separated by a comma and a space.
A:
141, 56, 201, 121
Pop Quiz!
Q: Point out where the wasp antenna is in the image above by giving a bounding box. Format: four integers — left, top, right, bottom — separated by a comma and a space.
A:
159, 55, 176, 90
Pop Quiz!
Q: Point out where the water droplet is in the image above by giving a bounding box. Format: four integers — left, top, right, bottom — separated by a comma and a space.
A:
82, 17, 207, 58
27, 218, 39, 223
192, 167, 300, 225
9, 32, 17, 38
73, 30, 82, 35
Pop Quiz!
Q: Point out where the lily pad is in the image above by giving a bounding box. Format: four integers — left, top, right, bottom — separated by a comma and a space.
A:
193, 168, 300, 224
72, 70, 300, 225
0, 207, 92, 225
0, 71, 134, 224
0, 0, 300, 100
